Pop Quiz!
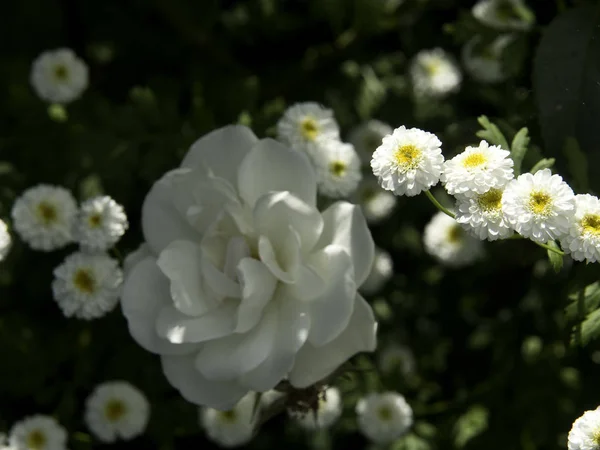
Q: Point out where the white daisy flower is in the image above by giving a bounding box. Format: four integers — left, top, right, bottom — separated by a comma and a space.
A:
276, 102, 340, 158
410, 48, 462, 98
356, 392, 413, 444
123, 243, 152, 276
200, 393, 257, 448
0, 219, 11, 261
348, 120, 393, 163
424, 212, 484, 267
354, 176, 397, 224
11, 185, 77, 251
472, 0, 534, 31
560, 194, 600, 263
30, 48, 88, 104
360, 248, 393, 295
441, 140, 514, 197
568, 406, 600, 450
371, 126, 444, 197
462, 35, 514, 84
313, 140, 362, 198
75, 196, 128, 251
8, 415, 67, 450
502, 169, 575, 243
378, 344, 416, 377
455, 187, 514, 241
84, 381, 150, 442
289, 387, 342, 430
51, 251, 123, 319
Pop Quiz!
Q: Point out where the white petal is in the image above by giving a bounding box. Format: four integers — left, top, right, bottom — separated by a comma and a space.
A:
316, 202, 375, 286
306, 245, 356, 345
235, 258, 278, 333
237, 138, 317, 208
283, 263, 327, 301
258, 235, 298, 283
161, 354, 248, 410
157, 240, 219, 316
289, 294, 377, 388
201, 253, 241, 298
121, 257, 198, 355
181, 125, 258, 185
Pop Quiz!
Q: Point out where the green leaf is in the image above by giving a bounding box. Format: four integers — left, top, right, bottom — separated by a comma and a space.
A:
564, 137, 589, 192
533, 4, 600, 192
476, 116, 510, 151
577, 308, 600, 346
546, 241, 564, 273
454, 405, 489, 448
530, 158, 555, 174
392, 433, 431, 450
565, 282, 600, 322
510, 127, 530, 175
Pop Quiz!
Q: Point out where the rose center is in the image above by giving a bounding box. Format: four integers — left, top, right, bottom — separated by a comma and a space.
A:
73, 269, 96, 294
376, 405, 393, 422
394, 144, 422, 170
447, 224, 463, 243
26, 430, 47, 450
37, 202, 58, 225
462, 152, 488, 169
329, 161, 347, 178
53, 64, 69, 81
105, 398, 127, 422
528, 191, 552, 216
300, 118, 319, 141
581, 214, 600, 236
218, 409, 237, 423
477, 189, 503, 213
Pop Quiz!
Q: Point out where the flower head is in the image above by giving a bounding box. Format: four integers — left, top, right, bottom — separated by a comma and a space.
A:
289, 386, 342, 430
441, 140, 514, 196
568, 407, 600, 450
472, 0, 534, 31
371, 126, 444, 197
410, 48, 462, 98
75, 196, 128, 251
12, 185, 77, 251
84, 381, 150, 442
349, 120, 393, 163
360, 248, 393, 295
0, 219, 11, 261
356, 392, 413, 444
560, 194, 600, 263
424, 212, 484, 267
30, 48, 88, 104
502, 169, 575, 243
455, 187, 514, 241
354, 176, 397, 224
200, 393, 257, 448
52, 251, 122, 319
9, 416, 67, 450
462, 35, 513, 84
313, 140, 362, 199
121, 125, 377, 410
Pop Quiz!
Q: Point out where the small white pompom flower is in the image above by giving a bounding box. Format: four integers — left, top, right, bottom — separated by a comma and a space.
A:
410, 48, 462, 98
12, 185, 77, 251
356, 392, 413, 444
200, 393, 257, 448
502, 169, 575, 243
0, 219, 11, 261
355, 176, 397, 224
378, 344, 416, 377
75, 196, 128, 251
313, 140, 362, 198
371, 126, 444, 197
289, 387, 342, 430
9, 415, 67, 450
560, 194, 600, 263
455, 188, 514, 241
441, 140, 514, 197
349, 120, 393, 163
52, 251, 123, 319
30, 48, 88, 104
84, 381, 150, 442
277, 102, 340, 158
462, 35, 513, 84
472, 0, 534, 31
424, 212, 484, 267
360, 248, 393, 295
567, 406, 600, 450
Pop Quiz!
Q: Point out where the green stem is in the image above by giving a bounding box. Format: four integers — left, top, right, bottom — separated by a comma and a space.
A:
424, 190, 455, 219
533, 241, 565, 256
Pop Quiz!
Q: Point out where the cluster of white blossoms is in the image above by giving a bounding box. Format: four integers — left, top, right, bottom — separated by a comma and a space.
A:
30, 48, 89, 104
11, 185, 127, 318
7, 415, 67, 450
121, 125, 377, 411
84, 381, 150, 443
472, 0, 534, 31
356, 392, 413, 444
200, 392, 257, 448
277, 102, 363, 199
462, 35, 514, 84
289, 386, 343, 430
410, 48, 462, 98
567, 406, 600, 450
370, 124, 600, 266
0, 219, 11, 262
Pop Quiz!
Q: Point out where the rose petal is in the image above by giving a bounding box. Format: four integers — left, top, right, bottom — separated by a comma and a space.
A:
235, 258, 278, 333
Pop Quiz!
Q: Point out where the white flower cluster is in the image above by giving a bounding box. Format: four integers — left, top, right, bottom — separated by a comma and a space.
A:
370, 125, 600, 265
568, 405, 600, 450
11, 185, 128, 319
356, 392, 413, 444
30, 48, 89, 104
410, 48, 462, 98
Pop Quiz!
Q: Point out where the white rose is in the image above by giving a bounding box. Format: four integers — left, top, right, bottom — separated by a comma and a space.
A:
121, 125, 378, 410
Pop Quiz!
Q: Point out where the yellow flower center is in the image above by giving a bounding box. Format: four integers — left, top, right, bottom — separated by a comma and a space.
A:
424, 60, 442, 76
26, 430, 47, 450
329, 161, 347, 178
105, 398, 127, 422
218, 409, 237, 423
300, 117, 319, 141
73, 269, 96, 294
36, 202, 58, 225
376, 405, 393, 422
477, 189, 503, 213
53, 64, 69, 81
394, 144, 422, 170
528, 191, 552, 216
581, 214, 600, 236
462, 152, 488, 169
447, 224, 463, 243
88, 213, 103, 228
